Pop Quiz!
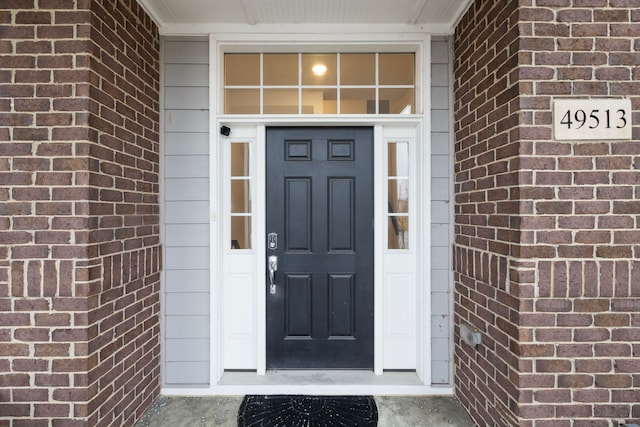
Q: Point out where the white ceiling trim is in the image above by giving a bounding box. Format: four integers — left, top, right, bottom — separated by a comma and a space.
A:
210, 32, 430, 55
155, 22, 457, 37
138, 0, 474, 35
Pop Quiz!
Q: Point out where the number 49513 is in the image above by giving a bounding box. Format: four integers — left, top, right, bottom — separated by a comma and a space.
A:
553, 99, 632, 141
560, 108, 627, 130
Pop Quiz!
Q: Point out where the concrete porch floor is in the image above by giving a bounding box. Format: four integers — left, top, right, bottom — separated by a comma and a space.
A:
135, 395, 473, 426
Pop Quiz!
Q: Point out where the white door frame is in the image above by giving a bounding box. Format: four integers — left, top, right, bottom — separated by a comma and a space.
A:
201, 30, 439, 395
209, 120, 436, 395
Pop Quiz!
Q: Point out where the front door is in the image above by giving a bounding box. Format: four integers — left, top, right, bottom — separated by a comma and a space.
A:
266, 127, 374, 369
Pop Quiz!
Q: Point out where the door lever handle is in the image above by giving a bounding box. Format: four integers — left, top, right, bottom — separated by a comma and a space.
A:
268, 255, 278, 294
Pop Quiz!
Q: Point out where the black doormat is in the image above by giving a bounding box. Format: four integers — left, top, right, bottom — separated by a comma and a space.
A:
238, 395, 378, 426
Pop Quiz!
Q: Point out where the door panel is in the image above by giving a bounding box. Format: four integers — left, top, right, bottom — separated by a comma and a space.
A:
285, 274, 312, 337
328, 274, 355, 337
266, 127, 374, 369
328, 178, 354, 251
286, 178, 311, 251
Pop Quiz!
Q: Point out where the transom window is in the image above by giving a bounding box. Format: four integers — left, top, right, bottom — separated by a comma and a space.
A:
224, 53, 415, 115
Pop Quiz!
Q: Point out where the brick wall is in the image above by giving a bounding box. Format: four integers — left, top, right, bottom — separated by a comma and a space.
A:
0, 1, 161, 425
454, 0, 640, 426
453, 0, 522, 425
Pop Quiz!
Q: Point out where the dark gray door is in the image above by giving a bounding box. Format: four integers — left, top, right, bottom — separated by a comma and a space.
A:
266, 127, 374, 369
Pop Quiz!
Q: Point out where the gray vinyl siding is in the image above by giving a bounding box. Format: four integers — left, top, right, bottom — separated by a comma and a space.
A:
160, 37, 453, 387
162, 37, 210, 387
430, 36, 453, 385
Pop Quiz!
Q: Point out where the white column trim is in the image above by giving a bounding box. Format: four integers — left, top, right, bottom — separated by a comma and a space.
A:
418, 32, 433, 385
209, 34, 222, 384
256, 125, 267, 375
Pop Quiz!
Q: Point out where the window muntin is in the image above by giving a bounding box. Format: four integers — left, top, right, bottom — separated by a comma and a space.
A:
223, 52, 415, 115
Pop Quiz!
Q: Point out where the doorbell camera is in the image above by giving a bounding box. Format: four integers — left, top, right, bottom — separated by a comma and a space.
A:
220, 126, 231, 136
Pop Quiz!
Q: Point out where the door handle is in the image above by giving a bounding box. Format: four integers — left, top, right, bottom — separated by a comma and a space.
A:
268, 255, 278, 294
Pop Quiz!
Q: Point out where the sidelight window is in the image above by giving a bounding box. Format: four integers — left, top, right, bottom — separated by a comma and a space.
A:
387, 141, 410, 250
224, 53, 415, 115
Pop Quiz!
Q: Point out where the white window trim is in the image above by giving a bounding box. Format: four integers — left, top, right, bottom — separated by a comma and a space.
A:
223, 52, 417, 115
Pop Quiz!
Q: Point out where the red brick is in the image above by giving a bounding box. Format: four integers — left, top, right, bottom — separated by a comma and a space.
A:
13, 388, 48, 402
557, 313, 592, 327
34, 373, 69, 387
534, 389, 571, 403
0, 344, 29, 357
519, 404, 555, 418
594, 313, 630, 327
558, 374, 594, 388
13, 128, 50, 141
16, 40, 52, 54
536, 359, 572, 373
34, 343, 70, 357
34, 404, 70, 418
573, 389, 609, 403
575, 328, 610, 341
595, 374, 632, 388
574, 299, 609, 312
37, 24, 74, 39
0, 404, 30, 417
555, 404, 594, 418
14, 328, 50, 342
575, 359, 612, 373
593, 404, 632, 418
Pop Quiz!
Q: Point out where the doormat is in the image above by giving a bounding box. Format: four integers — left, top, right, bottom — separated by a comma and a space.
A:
238, 395, 378, 426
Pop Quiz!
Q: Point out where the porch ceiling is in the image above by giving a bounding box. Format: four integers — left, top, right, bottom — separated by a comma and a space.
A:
138, 0, 473, 34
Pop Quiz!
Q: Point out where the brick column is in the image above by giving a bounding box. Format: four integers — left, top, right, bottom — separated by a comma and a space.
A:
454, 1, 640, 426
453, 0, 523, 425
0, 1, 161, 425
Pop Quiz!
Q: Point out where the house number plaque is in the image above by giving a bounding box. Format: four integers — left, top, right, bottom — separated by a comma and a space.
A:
553, 98, 632, 141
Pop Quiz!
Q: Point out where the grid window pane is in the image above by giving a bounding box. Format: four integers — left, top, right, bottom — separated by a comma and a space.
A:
231, 180, 251, 213
302, 88, 337, 114
388, 142, 409, 176
388, 217, 409, 249
225, 54, 260, 85
264, 54, 298, 86
264, 89, 299, 114
341, 53, 375, 85
379, 53, 414, 85
301, 54, 337, 86
231, 216, 252, 250
231, 143, 250, 177
225, 89, 260, 114
340, 88, 376, 114
388, 179, 409, 214
379, 88, 414, 114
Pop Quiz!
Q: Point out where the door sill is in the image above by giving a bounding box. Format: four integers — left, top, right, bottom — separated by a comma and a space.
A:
222, 370, 420, 386
162, 371, 454, 396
